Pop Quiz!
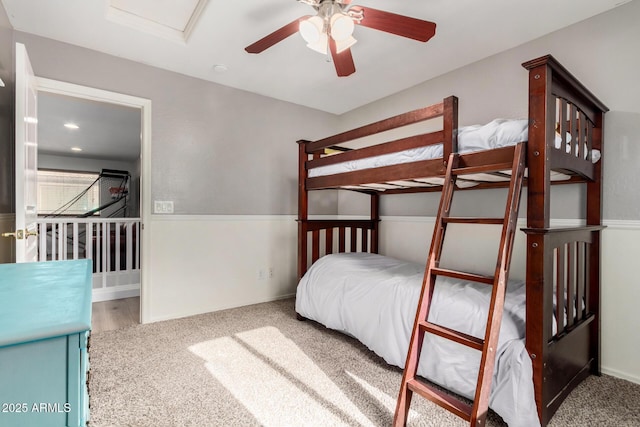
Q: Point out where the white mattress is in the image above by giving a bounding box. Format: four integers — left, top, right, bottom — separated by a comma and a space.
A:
309, 118, 600, 185
296, 252, 540, 427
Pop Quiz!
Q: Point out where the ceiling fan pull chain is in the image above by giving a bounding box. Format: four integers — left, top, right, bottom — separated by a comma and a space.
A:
348, 8, 363, 23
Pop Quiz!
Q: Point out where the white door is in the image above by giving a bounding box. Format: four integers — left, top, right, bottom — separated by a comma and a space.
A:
13, 43, 39, 262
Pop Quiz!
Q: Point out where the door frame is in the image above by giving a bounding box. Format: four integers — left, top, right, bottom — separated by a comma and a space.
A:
37, 77, 152, 324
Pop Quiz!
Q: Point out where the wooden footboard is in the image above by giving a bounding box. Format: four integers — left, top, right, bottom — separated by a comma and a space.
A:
297, 218, 379, 279
523, 225, 604, 425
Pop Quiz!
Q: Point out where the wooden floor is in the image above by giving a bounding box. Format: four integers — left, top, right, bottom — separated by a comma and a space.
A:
92, 297, 140, 333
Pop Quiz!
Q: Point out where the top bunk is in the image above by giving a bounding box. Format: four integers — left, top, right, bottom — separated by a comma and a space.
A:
298, 55, 608, 194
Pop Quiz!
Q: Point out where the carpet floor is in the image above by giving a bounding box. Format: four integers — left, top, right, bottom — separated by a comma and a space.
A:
89, 298, 640, 426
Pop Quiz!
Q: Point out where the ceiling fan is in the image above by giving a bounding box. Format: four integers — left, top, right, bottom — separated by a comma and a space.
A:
245, 0, 436, 77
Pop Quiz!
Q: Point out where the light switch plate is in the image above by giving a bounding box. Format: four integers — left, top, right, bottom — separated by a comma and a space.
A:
154, 201, 174, 214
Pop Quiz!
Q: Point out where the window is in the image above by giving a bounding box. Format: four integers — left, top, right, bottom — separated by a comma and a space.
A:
37, 170, 101, 216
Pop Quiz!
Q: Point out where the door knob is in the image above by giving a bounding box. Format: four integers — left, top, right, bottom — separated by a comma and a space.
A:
1, 230, 38, 239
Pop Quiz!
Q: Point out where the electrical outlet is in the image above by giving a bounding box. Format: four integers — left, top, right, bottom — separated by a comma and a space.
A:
268, 267, 274, 279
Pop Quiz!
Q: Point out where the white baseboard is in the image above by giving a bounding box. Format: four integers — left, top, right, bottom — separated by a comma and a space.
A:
602, 367, 640, 385
92, 284, 140, 302
146, 292, 296, 324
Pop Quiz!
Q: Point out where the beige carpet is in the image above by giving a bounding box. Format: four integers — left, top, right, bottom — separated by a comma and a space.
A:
89, 298, 640, 426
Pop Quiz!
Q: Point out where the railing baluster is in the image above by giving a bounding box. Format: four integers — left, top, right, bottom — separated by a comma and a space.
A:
126, 222, 133, 271
135, 222, 140, 270
51, 223, 57, 261
38, 222, 47, 261
103, 222, 110, 288
86, 222, 93, 268
73, 222, 79, 259
61, 223, 67, 260
115, 222, 121, 273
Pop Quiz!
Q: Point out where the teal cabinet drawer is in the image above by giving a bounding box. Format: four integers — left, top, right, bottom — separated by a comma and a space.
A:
0, 332, 88, 426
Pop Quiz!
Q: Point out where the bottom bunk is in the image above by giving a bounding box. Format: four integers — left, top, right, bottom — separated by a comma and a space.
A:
295, 218, 601, 426
296, 252, 538, 427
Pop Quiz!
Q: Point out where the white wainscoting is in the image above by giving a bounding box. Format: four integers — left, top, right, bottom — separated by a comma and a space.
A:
146, 215, 298, 323
144, 214, 639, 385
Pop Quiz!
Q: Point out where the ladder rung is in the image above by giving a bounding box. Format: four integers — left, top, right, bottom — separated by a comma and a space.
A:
419, 321, 484, 351
443, 217, 504, 225
407, 378, 472, 421
431, 267, 495, 285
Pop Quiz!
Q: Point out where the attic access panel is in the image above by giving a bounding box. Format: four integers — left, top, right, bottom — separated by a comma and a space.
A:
107, 0, 208, 43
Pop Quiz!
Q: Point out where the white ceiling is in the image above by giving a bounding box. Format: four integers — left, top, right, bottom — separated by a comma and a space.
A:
2, 0, 630, 114
38, 92, 141, 162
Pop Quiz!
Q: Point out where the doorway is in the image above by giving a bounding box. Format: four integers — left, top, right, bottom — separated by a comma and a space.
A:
36, 77, 151, 324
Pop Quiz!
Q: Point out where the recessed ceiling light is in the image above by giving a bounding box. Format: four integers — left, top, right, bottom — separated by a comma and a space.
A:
64, 123, 80, 129
71, 147, 83, 152
213, 64, 228, 73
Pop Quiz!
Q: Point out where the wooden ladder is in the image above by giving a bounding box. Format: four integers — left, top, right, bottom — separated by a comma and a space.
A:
394, 143, 526, 427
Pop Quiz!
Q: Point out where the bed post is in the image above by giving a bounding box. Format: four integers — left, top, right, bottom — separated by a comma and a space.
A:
297, 140, 309, 281
442, 96, 459, 164
586, 111, 605, 376
523, 55, 608, 425
523, 56, 555, 424
370, 193, 380, 253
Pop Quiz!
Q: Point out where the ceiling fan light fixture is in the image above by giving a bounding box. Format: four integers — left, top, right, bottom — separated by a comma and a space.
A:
306, 32, 328, 55
334, 35, 357, 53
329, 13, 354, 41
299, 16, 324, 44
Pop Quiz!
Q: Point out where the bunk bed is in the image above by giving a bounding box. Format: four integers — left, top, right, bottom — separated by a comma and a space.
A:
294, 55, 608, 426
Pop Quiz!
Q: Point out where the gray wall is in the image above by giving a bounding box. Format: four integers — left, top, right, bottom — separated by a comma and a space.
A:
14, 32, 341, 216
337, 0, 640, 221
7, 2, 640, 220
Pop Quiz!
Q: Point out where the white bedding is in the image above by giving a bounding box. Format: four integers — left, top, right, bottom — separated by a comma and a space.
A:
309, 118, 600, 184
295, 252, 540, 427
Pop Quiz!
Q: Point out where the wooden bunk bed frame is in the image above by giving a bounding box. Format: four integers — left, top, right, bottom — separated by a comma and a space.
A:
296, 55, 608, 425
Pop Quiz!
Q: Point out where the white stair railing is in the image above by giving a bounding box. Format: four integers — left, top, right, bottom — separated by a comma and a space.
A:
36, 217, 141, 301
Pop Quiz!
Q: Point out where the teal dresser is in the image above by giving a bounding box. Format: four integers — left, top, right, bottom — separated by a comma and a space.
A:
0, 260, 92, 427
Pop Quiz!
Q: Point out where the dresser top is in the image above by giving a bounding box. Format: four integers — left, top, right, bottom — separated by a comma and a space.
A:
0, 260, 92, 347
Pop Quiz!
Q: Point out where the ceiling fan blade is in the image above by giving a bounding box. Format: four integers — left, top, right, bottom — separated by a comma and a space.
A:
330, 39, 356, 77
245, 16, 311, 54
350, 6, 436, 42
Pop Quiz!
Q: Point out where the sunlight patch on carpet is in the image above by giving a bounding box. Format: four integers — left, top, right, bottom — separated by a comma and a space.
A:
189, 326, 375, 426
345, 370, 421, 423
